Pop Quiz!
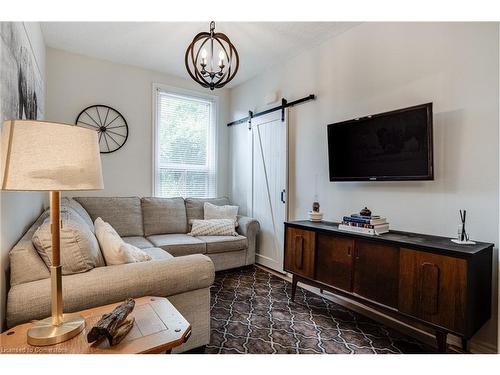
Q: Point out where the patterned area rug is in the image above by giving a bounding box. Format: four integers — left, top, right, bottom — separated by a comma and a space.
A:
206, 266, 431, 354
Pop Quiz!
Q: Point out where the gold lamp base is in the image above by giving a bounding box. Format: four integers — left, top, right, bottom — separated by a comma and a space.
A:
27, 313, 86, 346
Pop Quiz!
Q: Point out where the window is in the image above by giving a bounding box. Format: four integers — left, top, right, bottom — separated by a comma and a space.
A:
153, 86, 217, 198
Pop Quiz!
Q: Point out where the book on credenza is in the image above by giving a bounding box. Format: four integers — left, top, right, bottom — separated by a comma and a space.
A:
338, 223, 390, 235
343, 215, 387, 225
342, 221, 390, 229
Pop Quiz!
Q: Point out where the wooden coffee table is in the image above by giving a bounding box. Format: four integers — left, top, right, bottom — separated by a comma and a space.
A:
0, 296, 191, 354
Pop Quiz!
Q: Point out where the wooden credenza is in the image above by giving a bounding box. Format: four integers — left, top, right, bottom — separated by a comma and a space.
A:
284, 220, 493, 353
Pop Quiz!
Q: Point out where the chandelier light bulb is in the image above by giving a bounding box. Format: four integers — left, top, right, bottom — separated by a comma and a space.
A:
200, 48, 208, 66
218, 50, 225, 68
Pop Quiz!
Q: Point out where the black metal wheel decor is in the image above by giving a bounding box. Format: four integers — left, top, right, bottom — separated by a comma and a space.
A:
75, 105, 128, 154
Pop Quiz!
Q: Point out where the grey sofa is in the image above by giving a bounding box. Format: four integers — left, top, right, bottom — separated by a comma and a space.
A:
6, 196, 259, 353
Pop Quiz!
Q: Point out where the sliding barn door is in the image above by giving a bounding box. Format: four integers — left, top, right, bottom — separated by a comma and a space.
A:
252, 110, 288, 273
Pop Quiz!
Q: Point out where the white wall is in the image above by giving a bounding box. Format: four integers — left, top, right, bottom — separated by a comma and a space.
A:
0, 22, 46, 330
46, 48, 230, 198
228, 22, 499, 351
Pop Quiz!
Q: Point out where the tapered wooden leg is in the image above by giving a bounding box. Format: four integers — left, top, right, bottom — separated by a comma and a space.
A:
291, 275, 298, 302
436, 331, 448, 353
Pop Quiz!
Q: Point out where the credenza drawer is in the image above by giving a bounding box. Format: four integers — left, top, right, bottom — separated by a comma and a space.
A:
316, 234, 354, 292
399, 248, 467, 333
284, 227, 315, 278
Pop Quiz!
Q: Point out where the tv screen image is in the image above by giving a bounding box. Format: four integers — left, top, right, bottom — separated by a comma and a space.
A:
327, 103, 433, 181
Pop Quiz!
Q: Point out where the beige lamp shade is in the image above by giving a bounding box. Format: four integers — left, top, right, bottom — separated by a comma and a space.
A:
1, 120, 104, 191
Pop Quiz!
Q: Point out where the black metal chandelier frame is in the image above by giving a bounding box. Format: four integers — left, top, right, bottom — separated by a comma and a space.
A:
185, 21, 239, 90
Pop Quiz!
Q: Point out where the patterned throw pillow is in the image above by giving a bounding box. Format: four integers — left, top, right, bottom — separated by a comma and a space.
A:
188, 219, 238, 236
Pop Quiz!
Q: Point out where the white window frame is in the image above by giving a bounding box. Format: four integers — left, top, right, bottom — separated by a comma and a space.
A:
152, 83, 219, 198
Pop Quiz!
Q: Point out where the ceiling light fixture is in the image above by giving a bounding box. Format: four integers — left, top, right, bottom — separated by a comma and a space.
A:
185, 21, 239, 90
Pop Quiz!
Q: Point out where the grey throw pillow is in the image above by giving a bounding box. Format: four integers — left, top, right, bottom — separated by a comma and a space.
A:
32, 210, 105, 275
61, 197, 95, 233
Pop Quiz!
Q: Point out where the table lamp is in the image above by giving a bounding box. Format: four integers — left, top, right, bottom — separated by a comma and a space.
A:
1, 120, 103, 346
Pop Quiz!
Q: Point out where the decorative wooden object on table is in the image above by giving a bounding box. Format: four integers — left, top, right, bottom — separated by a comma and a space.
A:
87, 298, 135, 346
284, 220, 493, 353
0, 296, 191, 354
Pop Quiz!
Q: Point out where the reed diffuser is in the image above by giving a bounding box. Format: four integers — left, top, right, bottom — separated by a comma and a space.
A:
451, 209, 476, 245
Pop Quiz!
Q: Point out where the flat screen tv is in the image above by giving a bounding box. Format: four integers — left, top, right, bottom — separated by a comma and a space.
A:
327, 103, 433, 181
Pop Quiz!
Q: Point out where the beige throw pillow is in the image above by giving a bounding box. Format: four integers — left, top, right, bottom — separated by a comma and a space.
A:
204, 202, 239, 227
188, 219, 238, 236
32, 210, 103, 275
94, 217, 151, 265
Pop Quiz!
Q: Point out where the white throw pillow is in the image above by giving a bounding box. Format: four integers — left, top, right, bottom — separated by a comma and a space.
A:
188, 219, 238, 237
94, 217, 151, 265
204, 202, 239, 227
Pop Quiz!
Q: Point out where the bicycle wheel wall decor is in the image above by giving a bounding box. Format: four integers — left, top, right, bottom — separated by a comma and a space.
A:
75, 105, 128, 154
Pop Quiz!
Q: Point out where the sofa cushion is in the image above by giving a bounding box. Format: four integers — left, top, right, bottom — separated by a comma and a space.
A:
142, 247, 174, 261
122, 236, 154, 249
74, 197, 144, 236
141, 197, 187, 236
32, 210, 105, 275
147, 234, 206, 257
197, 235, 248, 254
61, 197, 95, 232
185, 197, 230, 224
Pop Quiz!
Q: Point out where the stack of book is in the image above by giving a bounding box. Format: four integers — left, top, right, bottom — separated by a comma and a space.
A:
338, 214, 389, 235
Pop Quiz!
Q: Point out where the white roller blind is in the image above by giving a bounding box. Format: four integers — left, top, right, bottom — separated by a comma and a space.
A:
155, 90, 216, 198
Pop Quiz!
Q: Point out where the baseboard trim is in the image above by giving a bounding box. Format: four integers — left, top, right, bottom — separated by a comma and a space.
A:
255, 263, 287, 277
255, 255, 284, 273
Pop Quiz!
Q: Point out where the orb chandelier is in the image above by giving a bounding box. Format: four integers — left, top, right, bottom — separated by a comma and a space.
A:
185, 21, 239, 90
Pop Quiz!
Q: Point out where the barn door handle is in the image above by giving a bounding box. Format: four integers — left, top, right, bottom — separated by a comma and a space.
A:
280, 189, 286, 203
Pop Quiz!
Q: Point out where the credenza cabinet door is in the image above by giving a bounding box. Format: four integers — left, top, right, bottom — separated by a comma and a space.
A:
284, 228, 315, 278
353, 240, 400, 308
316, 234, 354, 292
399, 248, 467, 333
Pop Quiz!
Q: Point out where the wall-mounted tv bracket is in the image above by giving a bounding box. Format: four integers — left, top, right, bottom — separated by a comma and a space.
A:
227, 94, 316, 129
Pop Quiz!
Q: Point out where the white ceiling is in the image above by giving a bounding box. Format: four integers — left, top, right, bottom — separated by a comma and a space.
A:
41, 22, 359, 87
